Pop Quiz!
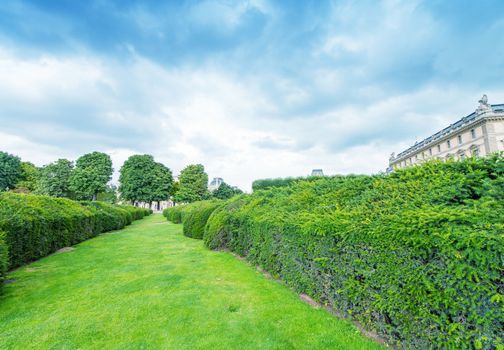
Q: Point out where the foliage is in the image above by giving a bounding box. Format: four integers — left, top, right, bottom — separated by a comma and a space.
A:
0, 151, 22, 192
175, 164, 209, 203
200, 155, 504, 349
0, 231, 7, 285
212, 182, 243, 200
251, 176, 318, 192
163, 205, 189, 224
14, 162, 40, 193
0, 214, 381, 349
36, 159, 74, 198
119, 154, 173, 204
181, 200, 222, 239
97, 184, 118, 204
70, 152, 113, 200
0, 192, 150, 270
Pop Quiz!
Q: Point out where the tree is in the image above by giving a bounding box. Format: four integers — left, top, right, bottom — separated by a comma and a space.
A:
0, 151, 22, 192
119, 154, 173, 206
212, 182, 243, 200
150, 162, 173, 207
37, 159, 74, 198
97, 184, 118, 204
70, 152, 113, 200
14, 162, 40, 193
175, 164, 209, 203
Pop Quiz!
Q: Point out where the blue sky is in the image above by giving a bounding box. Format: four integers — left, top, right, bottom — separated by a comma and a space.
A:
1, 0, 503, 190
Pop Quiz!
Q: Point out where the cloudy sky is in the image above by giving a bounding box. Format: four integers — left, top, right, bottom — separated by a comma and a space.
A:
1, 0, 504, 191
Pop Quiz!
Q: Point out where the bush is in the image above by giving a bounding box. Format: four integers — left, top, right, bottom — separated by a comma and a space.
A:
202, 156, 504, 349
163, 205, 188, 224
0, 231, 7, 285
182, 201, 222, 239
0, 192, 151, 270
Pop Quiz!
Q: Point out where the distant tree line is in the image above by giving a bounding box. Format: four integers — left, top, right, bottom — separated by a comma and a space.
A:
0, 150, 243, 206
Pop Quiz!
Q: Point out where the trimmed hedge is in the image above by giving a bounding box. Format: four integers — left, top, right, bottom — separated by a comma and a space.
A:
163, 201, 222, 239
0, 192, 151, 271
0, 231, 7, 284
182, 201, 221, 239
163, 205, 187, 224
201, 155, 504, 349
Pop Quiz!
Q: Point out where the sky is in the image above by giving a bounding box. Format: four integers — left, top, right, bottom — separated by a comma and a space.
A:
1, 0, 504, 191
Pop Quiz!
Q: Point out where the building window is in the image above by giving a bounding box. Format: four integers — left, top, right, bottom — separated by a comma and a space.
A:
471, 146, 480, 157
458, 150, 466, 160
437, 144, 441, 152
471, 129, 476, 139
429, 148, 432, 156
415, 154, 419, 160
458, 135, 462, 145
447, 140, 451, 148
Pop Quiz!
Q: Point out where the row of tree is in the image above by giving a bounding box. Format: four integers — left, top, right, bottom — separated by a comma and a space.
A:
0, 151, 113, 201
0, 151, 242, 205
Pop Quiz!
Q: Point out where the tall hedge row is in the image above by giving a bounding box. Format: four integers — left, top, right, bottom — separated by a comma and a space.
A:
200, 156, 504, 349
0, 192, 151, 271
0, 231, 7, 284
163, 201, 221, 239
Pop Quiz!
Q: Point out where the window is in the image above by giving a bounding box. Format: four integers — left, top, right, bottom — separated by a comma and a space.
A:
447, 140, 451, 148
471, 146, 480, 157
437, 145, 441, 152
471, 129, 476, 139
458, 135, 462, 145
415, 154, 419, 160
429, 148, 432, 156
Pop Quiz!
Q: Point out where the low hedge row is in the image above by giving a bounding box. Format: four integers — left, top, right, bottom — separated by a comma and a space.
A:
194, 156, 502, 349
163, 201, 221, 239
0, 192, 151, 272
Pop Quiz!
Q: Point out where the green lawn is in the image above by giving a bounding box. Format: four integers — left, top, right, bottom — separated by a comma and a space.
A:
0, 214, 384, 350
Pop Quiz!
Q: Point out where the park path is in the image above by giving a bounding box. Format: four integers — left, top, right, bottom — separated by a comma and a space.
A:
0, 214, 383, 350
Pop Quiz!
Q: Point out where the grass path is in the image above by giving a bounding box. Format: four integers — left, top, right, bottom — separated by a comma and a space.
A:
0, 214, 383, 350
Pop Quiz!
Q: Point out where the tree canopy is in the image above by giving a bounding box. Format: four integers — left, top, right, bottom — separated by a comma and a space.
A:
37, 159, 74, 198
0, 151, 22, 192
14, 162, 40, 193
70, 152, 113, 200
175, 164, 209, 203
119, 154, 173, 204
212, 182, 243, 200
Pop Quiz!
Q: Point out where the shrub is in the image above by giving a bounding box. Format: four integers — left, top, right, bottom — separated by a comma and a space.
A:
0, 231, 7, 285
202, 156, 504, 349
182, 200, 222, 239
0, 192, 150, 270
163, 205, 188, 224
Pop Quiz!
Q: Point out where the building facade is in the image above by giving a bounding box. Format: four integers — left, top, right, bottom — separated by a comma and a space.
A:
389, 95, 504, 170
208, 177, 224, 192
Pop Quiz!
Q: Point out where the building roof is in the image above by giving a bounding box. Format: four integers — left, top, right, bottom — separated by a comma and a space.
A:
393, 103, 504, 161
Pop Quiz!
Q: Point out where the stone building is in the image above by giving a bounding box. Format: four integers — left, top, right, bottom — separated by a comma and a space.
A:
311, 169, 324, 176
208, 177, 224, 192
389, 95, 504, 170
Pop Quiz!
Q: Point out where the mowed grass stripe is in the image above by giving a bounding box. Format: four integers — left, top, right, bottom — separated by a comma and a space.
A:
0, 214, 383, 350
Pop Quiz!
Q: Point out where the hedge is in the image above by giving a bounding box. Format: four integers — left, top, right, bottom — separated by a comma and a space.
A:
0, 192, 151, 271
182, 201, 221, 239
201, 155, 504, 349
0, 231, 7, 284
163, 201, 222, 239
